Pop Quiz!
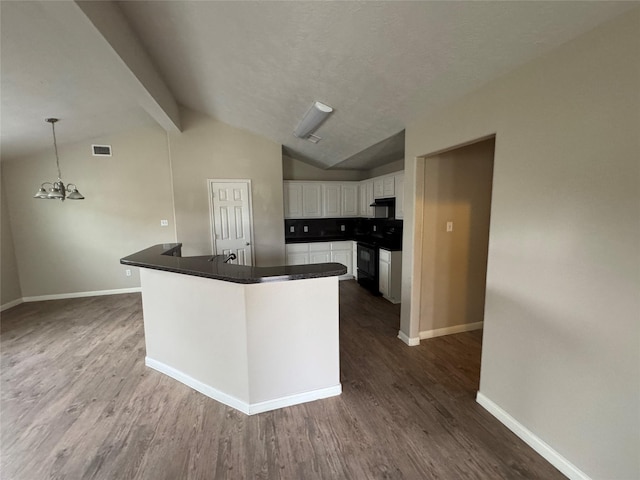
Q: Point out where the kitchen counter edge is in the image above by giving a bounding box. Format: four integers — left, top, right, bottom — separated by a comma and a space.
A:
121, 244, 346, 284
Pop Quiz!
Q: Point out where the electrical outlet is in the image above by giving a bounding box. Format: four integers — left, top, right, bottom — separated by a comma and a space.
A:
341, 225, 345, 232
160, 219, 169, 227
125, 269, 132, 277
446, 221, 454, 232
289, 226, 295, 233
373, 225, 377, 232
303, 225, 309, 233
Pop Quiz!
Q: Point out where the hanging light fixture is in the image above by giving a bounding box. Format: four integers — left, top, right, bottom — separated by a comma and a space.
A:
34, 118, 84, 201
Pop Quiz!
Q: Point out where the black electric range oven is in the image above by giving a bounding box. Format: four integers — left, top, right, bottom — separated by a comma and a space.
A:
356, 241, 381, 295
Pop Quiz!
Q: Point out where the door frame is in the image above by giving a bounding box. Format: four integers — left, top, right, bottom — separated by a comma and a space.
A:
207, 178, 256, 266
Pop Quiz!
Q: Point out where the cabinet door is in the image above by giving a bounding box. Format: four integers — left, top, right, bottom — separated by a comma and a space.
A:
394, 173, 404, 220
323, 184, 341, 217
359, 182, 369, 216
383, 176, 395, 197
284, 182, 303, 219
341, 184, 359, 217
373, 178, 384, 198
286, 253, 309, 265
310, 251, 331, 263
379, 259, 390, 296
302, 183, 323, 217
331, 250, 352, 276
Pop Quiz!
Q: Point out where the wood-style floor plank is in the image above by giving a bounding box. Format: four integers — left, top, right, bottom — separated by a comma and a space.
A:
1, 280, 565, 479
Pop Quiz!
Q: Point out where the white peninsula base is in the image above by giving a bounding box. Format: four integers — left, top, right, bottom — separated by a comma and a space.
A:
140, 268, 342, 415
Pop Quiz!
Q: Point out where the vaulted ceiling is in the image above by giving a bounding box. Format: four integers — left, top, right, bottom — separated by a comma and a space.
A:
1, 1, 634, 169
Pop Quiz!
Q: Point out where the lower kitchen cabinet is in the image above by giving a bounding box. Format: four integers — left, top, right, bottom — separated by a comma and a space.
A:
379, 248, 402, 303
285, 241, 354, 278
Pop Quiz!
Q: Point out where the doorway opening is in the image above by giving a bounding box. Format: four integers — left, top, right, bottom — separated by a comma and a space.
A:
208, 179, 255, 266
418, 137, 495, 354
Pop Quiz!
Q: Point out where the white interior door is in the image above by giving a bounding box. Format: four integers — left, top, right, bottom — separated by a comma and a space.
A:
209, 180, 254, 265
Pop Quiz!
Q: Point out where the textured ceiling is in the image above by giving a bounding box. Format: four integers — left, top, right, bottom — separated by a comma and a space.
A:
1, 1, 635, 168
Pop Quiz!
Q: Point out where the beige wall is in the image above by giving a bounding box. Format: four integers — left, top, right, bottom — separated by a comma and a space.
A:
367, 158, 404, 178
282, 155, 364, 181
401, 10, 639, 479
1, 124, 176, 297
169, 108, 285, 265
420, 140, 493, 332
1, 178, 22, 305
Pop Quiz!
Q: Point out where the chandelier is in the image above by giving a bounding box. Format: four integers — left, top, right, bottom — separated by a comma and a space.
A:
33, 118, 84, 201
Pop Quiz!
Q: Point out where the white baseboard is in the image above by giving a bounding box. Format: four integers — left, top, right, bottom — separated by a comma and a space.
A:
476, 392, 590, 480
1, 297, 24, 312
22, 287, 141, 303
146, 357, 342, 415
419, 321, 483, 340
398, 330, 421, 346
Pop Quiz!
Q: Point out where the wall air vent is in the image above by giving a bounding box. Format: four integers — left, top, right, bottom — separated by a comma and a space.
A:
92, 145, 112, 156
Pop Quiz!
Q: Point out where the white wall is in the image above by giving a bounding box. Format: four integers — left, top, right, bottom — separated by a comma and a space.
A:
401, 10, 639, 479
1, 124, 176, 297
1, 178, 22, 306
168, 107, 285, 266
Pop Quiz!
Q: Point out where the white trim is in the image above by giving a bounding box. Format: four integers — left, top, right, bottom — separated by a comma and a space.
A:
248, 384, 342, 415
398, 330, 421, 346
22, 287, 141, 303
419, 321, 483, 340
1, 298, 24, 312
476, 392, 591, 480
146, 357, 341, 415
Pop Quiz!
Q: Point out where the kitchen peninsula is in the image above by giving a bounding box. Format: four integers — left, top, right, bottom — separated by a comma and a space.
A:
121, 244, 346, 415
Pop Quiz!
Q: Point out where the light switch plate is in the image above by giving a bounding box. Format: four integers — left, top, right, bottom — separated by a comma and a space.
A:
161, 220, 169, 227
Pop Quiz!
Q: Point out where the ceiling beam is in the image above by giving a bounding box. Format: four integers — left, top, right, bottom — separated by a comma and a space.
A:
74, 0, 181, 132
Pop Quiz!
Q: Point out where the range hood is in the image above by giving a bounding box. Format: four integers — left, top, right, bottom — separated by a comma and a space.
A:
370, 197, 396, 218
370, 197, 396, 207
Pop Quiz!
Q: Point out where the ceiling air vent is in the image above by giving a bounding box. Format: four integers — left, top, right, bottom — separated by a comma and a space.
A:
92, 144, 112, 157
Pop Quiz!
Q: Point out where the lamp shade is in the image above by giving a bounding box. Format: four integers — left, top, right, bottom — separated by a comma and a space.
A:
293, 101, 333, 138
48, 186, 63, 199
67, 185, 84, 200
34, 187, 49, 198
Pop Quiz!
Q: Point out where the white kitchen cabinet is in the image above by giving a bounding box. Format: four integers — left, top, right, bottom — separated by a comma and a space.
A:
373, 178, 384, 198
383, 176, 395, 197
379, 249, 402, 304
285, 241, 354, 278
359, 180, 374, 217
302, 183, 323, 217
341, 183, 359, 217
394, 173, 404, 220
286, 253, 309, 265
323, 184, 341, 217
283, 182, 303, 219
310, 251, 331, 263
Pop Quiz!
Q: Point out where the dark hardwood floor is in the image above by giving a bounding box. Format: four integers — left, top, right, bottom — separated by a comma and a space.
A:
1, 280, 564, 479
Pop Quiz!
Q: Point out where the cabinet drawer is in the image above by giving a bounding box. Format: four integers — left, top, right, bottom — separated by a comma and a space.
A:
286, 243, 309, 253
309, 242, 332, 252
330, 241, 352, 251
379, 248, 391, 262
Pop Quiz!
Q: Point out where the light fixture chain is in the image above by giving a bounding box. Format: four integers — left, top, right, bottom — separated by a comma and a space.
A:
51, 120, 62, 179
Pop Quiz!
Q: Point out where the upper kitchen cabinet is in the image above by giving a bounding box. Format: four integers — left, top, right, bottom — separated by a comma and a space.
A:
284, 182, 303, 218
373, 176, 395, 199
302, 183, 323, 217
341, 183, 359, 217
284, 181, 323, 219
394, 173, 405, 220
359, 180, 374, 217
323, 183, 341, 217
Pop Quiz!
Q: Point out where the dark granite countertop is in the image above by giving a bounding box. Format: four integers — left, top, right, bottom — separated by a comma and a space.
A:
121, 244, 346, 284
